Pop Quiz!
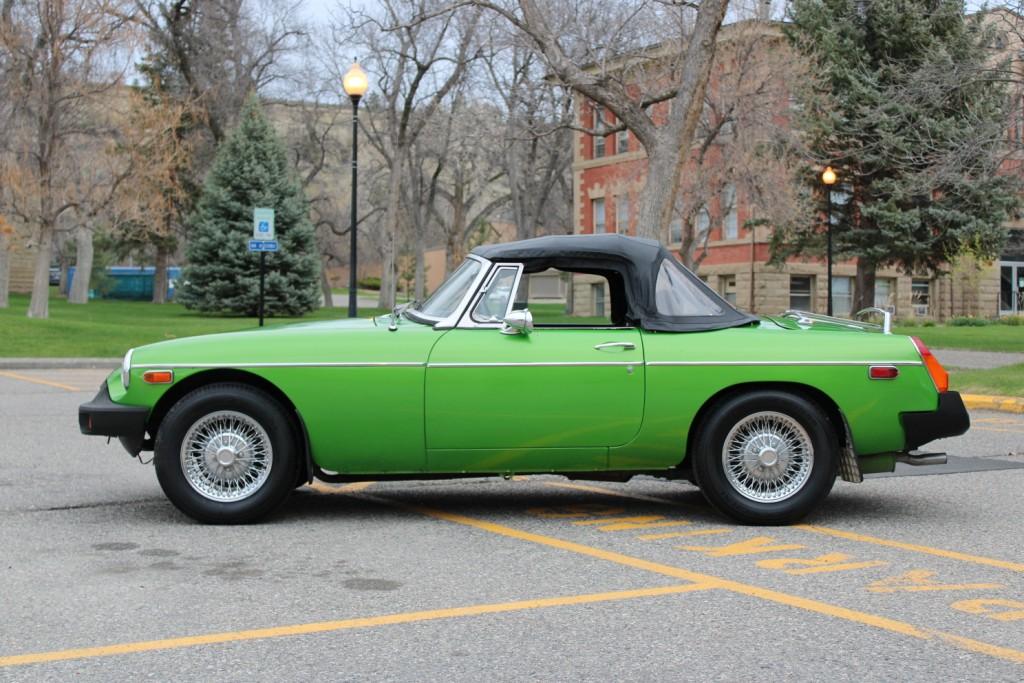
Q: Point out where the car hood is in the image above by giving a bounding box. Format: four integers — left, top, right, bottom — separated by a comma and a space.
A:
129, 315, 439, 368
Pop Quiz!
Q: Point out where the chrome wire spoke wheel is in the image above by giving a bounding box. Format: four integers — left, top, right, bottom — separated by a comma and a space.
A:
179, 410, 274, 503
721, 411, 814, 503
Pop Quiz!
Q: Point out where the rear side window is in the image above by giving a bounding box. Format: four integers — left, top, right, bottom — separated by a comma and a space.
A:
655, 260, 723, 317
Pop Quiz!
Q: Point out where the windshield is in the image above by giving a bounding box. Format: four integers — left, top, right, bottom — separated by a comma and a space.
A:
411, 258, 483, 320
655, 259, 724, 317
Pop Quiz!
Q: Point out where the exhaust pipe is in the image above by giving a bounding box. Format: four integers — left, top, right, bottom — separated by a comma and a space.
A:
895, 451, 947, 467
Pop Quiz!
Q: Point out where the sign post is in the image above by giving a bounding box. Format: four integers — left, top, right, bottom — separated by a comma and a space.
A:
250, 208, 277, 327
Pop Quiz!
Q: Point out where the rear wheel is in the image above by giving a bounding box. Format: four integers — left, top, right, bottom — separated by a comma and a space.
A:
154, 383, 298, 524
692, 390, 837, 525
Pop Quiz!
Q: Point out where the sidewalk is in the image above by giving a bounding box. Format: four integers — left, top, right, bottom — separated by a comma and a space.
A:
0, 357, 120, 370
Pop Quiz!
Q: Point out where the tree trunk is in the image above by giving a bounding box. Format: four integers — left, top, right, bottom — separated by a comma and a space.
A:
68, 226, 94, 304
27, 224, 54, 319
414, 225, 426, 301
634, 0, 730, 239
152, 245, 169, 304
58, 252, 70, 296
0, 231, 9, 308
854, 260, 876, 314
377, 166, 402, 309
320, 260, 335, 308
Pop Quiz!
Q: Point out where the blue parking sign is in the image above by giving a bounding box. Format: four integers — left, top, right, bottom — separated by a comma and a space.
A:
253, 208, 275, 240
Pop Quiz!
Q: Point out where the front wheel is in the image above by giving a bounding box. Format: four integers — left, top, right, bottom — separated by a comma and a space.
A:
154, 383, 298, 524
692, 391, 838, 525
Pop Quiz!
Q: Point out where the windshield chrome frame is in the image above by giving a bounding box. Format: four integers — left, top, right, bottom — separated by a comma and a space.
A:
423, 254, 493, 330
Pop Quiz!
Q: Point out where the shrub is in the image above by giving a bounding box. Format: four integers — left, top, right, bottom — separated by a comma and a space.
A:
922, 319, 937, 327
895, 317, 918, 328
358, 276, 381, 291
949, 316, 990, 327
998, 315, 1024, 326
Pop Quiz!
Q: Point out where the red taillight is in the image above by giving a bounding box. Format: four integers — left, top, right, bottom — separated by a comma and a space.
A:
911, 337, 949, 393
869, 365, 899, 380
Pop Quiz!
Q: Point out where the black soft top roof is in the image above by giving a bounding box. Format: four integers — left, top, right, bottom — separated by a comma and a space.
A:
472, 234, 758, 332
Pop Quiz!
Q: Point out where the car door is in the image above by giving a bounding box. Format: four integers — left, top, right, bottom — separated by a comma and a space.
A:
424, 264, 645, 472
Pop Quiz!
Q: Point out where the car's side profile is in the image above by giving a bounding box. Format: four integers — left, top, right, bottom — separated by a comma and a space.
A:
80, 234, 969, 525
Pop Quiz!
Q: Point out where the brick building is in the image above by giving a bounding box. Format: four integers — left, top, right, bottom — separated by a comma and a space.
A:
571, 18, 1024, 320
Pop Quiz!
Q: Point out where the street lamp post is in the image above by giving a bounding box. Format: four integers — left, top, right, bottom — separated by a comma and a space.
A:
822, 166, 837, 316
343, 61, 369, 318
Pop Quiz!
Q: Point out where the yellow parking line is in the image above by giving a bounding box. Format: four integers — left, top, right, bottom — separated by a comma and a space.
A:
0, 584, 709, 668
973, 426, 1024, 434
0, 371, 81, 392
544, 481, 1024, 574
309, 481, 375, 494
795, 525, 1024, 574
358, 494, 1024, 666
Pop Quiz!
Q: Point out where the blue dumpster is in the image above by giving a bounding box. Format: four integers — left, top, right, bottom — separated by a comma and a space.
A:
66, 266, 182, 301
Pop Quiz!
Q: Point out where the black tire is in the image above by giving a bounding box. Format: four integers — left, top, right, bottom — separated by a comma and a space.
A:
691, 390, 838, 525
154, 383, 299, 524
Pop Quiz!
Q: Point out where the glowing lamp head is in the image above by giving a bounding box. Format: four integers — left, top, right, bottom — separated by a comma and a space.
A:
822, 166, 837, 186
343, 62, 369, 99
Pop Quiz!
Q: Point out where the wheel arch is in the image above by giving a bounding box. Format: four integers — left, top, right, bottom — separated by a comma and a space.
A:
683, 381, 849, 469
148, 369, 313, 484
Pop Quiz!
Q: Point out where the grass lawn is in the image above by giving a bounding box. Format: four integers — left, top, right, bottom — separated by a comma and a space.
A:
0, 290, 387, 358
949, 363, 1024, 397
892, 324, 1024, 353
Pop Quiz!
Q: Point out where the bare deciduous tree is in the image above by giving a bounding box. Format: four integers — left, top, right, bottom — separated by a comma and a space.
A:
0, 0, 135, 318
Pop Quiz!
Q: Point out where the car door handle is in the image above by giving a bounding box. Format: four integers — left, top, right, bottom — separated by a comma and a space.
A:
594, 342, 636, 351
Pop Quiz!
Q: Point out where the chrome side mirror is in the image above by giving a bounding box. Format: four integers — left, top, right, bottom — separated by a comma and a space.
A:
501, 309, 533, 336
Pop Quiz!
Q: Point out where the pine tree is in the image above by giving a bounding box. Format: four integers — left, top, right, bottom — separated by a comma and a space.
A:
178, 96, 320, 316
778, 0, 1020, 310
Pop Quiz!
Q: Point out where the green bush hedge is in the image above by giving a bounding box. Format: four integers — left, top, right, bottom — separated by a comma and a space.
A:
358, 276, 381, 291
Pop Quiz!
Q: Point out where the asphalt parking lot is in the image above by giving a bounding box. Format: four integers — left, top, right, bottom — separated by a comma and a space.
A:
2, 368, 1024, 681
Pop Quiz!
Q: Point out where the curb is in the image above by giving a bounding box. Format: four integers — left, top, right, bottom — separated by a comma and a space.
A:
961, 393, 1024, 414
0, 358, 120, 370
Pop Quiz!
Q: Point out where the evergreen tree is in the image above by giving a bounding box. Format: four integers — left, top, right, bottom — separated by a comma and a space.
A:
777, 0, 1020, 310
178, 96, 320, 315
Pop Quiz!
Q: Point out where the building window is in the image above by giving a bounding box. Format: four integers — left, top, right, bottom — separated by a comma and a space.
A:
789, 275, 813, 311
719, 275, 737, 305
591, 282, 606, 317
722, 184, 738, 239
669, 218, 683, 245
615, 195, 630, 234
874, 278, 894, 311
831, 276, 853, 317
592, 198, 606, 234
593, 106, 605, 158
616, 129, 629, 154
912, 279, 930, 317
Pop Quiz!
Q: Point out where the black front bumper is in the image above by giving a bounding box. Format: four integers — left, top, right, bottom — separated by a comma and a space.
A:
79, 383, 151, 455
900, 391, 971, 451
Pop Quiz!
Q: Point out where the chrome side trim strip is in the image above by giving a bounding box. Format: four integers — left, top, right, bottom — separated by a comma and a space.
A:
133, 362, 426, 369
645, 360, 922, 367
428, 361, 639, 368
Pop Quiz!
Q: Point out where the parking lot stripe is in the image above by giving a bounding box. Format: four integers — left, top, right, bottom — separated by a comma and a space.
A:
796, 525, 1024, 573
363, 495, 1024, 665
544, 481, 1024, 575
0, 371, 81, 392
0, 584, 711, 668
309, 481, 375, 494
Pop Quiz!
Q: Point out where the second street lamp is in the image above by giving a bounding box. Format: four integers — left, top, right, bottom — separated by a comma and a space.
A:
343, 61, 369, 318
822, 166, 837, 316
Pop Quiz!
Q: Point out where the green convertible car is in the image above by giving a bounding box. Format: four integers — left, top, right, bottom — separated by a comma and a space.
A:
80, 234, 969, 525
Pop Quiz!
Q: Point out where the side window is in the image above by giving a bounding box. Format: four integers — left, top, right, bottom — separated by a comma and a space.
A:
471, 266, 520, 323
515, 269, 615, 326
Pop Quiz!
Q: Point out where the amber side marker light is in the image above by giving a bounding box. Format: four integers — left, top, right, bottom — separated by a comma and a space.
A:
910, 337, 949, 393
142, 370, 174, 384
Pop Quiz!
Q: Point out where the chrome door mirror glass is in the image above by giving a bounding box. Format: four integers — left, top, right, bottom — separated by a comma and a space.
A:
501, 309, 533, 335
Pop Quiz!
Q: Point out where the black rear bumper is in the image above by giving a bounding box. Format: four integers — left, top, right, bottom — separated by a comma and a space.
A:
900, 391, 970, 451
79, 383, 150, 455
